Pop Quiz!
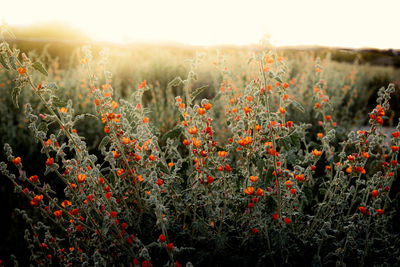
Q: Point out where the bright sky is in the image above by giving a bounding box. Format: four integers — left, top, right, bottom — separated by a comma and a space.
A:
2, 0, 400, 48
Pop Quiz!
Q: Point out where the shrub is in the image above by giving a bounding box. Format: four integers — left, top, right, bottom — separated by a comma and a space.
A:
0, 36, 399, 266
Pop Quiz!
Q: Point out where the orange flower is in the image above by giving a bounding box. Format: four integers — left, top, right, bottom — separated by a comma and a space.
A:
59, 107, 67, 113
314, 103, 321, 108
317, 133, 324, 138
203, 103, 212, 110
12, 157, 21, 165
45, 158, 54, 166
243, 106, 251, 114
392, 131, 400, 138
138, 80, 147, 89
362, 151, 370, 158
295, 174, 304, 182
312, 149, 322, 157
279, 107, 286, 114
244, 186, 255, 195
117, 169, 124, 176
283, 82, 289, 89
17, 67, 26, 75
346, 166, 352, 173
30, 194, 43, 206
315, 68, 321, 73
238, 136, 252, 146
217, 151, 227, 157
183, 139, 190, 146
246, 96, 253, 102
179, 103, 185, 109
371, 189, 378, 197
197, 108, 205, 115
188, 126, 197, 135
77, 174, 86, 183
122, 137, 130, 144
284, 180, 293, 188
290, 188, 297, 194
249, 176, 258, 182
325, 115, 331, 121
111, 101, 118, 109
54, 210, 63, 217
143, 117, 149, 123
376, 209, 384, 215
168, 162, 174, 168
256, 188, 264, 196
29, 175, 39, 183
61, 200, 71, 207
391, 146, 399, 152
94, 99, 101, 106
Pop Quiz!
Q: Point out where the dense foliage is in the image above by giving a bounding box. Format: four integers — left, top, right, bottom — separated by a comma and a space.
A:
0, 33, 400, 266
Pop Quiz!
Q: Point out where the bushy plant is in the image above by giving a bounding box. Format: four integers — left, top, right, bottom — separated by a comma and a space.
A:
0, 33, 399, 266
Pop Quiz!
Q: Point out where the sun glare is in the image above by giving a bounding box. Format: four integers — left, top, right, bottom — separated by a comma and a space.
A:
2, 0, 400, 48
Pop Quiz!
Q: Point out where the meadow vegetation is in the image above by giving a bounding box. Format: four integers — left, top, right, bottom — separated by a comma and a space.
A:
1, 28, 400, 266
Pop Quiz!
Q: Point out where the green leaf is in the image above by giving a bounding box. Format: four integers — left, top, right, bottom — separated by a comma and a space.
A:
32, 62, 48, 76
167, 77, 183, 88
191, 85, 208, 101
290, 132, 301, 149
37, 122, 48, 133
0, 53, 10, 70
279, 136, 291, 151
98, 136, 110, 150
290, 99, 305, 113
9, 56, 17, 70
45, 82, 58, 91
157, 162, 169, 174
274, 76, 283, 83
161, 127, 181, 142
51, 96, 67, 107
12, 87, 22, 108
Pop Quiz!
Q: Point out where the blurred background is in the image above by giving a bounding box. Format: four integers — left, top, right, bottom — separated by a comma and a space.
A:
1, 0, 400, 264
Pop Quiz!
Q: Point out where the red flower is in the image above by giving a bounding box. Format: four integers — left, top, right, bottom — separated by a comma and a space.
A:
392, 131, 399, 138
244, 187, 255, 195
175, 261, 182, 267
105, 192, 112, 199
207, 176, 214, 184
376, 209, 384, 215
12, 157, 21, 165
225, 164, 232, 171
358, 206, 367, 214
142, 260, 152, 267
53, 210, 63, 217
284, 217, 291, 224
110, 211, 117, 218
251, 227, 258, 234
156, 178, 164, 186
76, 225, 83, 232
45, 158, 54, 166
159, 234, 167, 243
371, 190, 378, 198
69, 209, 78, 216
272, 213, 279, 221
166, 243, 174, 250
29, 175, 39, 183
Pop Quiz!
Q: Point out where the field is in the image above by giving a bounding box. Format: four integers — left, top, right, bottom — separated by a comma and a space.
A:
1, 33, 400, 266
